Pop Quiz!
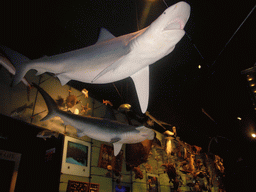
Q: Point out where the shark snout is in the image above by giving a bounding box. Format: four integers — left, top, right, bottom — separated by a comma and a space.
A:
161, 2, 190, 32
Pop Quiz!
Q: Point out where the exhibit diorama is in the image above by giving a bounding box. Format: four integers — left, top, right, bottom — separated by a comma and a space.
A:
0, 0, 255, 191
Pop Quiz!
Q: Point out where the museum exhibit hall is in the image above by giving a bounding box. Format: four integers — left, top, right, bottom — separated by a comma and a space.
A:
0, 0, 255, 191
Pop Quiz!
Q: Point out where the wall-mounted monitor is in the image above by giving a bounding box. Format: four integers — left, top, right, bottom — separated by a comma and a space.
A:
61, 136, 91, 177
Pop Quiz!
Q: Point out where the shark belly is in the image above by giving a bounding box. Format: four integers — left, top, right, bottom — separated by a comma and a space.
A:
46, 39, 131, 84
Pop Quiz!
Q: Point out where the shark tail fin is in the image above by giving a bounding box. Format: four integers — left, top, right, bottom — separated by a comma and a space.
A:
12, 63, 31, 86
32, 83, 60, 121
0, 45, 31, 87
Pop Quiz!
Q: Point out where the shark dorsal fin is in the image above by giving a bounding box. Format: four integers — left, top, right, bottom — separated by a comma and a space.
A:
96, 28, 115, 44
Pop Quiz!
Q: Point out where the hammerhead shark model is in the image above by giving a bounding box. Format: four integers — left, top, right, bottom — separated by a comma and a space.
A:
9, 1, 190, 113
33, 83, 154, 156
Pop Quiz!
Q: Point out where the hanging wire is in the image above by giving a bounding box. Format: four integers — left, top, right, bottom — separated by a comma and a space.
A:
163, 0, 168, 8
112, 83, 124, 103
134, 0, 140, 30
186, 33, 205, 60
209, 4, 256, 76
30, 75, 42, 123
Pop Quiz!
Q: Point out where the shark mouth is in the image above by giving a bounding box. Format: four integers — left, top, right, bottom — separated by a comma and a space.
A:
164, 18, 185, 31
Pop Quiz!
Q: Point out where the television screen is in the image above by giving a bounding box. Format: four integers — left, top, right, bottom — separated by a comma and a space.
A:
61, 136, 91, 177
66, 141, 88, 166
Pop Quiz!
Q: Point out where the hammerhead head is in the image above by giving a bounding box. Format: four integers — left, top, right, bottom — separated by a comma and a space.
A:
32, 83, 154, 156
10, 1, 190, 113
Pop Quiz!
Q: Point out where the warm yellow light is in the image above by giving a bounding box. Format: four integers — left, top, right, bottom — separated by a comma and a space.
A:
248, 78, 253, 81
74, 108, 79, 115
254, 90, 256, 93
82, 89, 89, 98
166, 139, 172, 155
237, 117, 242, 120
252, 133, 256, 138
198, 65, 201, 69
251, 83, 255, 87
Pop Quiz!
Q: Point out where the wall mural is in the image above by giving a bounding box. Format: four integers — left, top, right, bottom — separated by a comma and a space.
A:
127, 133, 226, 191
98, 144, 124, 176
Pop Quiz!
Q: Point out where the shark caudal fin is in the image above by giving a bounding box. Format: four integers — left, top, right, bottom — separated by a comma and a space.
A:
0, 45, 31, 87
32, 83, 60, 121
11, 64, 30, 87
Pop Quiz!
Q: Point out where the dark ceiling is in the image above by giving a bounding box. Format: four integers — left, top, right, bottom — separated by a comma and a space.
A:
1, 0, 256, 167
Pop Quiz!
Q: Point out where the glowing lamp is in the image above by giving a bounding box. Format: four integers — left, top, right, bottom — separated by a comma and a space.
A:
74, 108, 79, 115
164, 136, 173, 155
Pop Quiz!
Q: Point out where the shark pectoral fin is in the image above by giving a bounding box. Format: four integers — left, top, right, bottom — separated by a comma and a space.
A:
77, 130, 85, 137
113, 142, 123, 156
56, 74, 70, 85
130, 66, 149, 113
110, 137, 121, 143
91, 56, 126, 83
35, 69, 46, 76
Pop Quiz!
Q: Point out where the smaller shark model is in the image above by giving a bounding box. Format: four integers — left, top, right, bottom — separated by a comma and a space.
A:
6, 1, 190, 113
33, 83, 154, 156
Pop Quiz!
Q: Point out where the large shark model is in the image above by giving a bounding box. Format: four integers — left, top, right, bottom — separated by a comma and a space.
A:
10, 1, 190, 113
32, 83, 154, 156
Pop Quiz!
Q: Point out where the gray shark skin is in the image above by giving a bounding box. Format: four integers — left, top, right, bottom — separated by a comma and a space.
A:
32, 83, 154, 156
8, 2, 190, 113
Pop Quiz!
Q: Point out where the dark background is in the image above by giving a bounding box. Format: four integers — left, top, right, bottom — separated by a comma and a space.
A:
1, 0, 256, 190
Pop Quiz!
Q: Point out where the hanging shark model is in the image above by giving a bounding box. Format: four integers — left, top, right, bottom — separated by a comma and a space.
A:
32, 83, 154, 156
9, 1, 190, 113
